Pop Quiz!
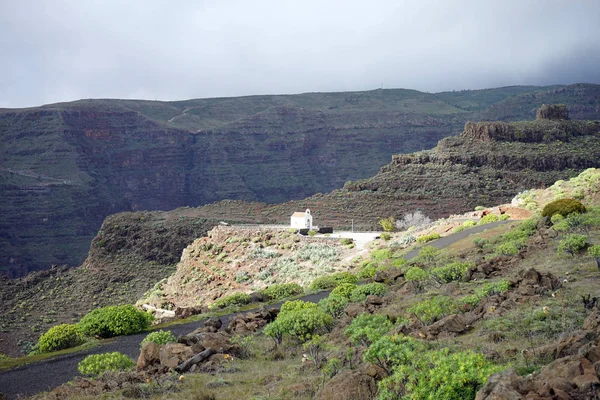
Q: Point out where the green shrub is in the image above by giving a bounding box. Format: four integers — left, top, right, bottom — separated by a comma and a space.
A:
552, 207, 600, 233
463, 220, 477, 228
36, 324, 85, 353
264, 303, 333, 343
340, 238, 353, 245
261, 283, 303, 300
345, 313, 393, 346
473, 238, 489, 249
78, 352, 135, 377
77, 305, 153, 338
541, 198, 586, 218
358, 262, 378, 279
363, 334, 426, 374
380, 232, 391, 241
280, 300, 318, 313
405, 267, 428, 291
408, 296, 455, 325
318, 294, 349, 318
309, 272, 357, 290
379, 217, 396, 232
590, 245, 600, 261
416, 232, 440, 243
0, 352, 10, 360
349, 283, 388, 302
140, 330, 177, 347
494, 242, 520, 257
557, 234, 588, 257
455, 220, 477, 233
323, 357, 342, 378
371, 249, 393, 263
478, 214, 500, 225
377, 347, 503, 400
431, 261, 472, 284
307, 230, 317, 237
475, 206, 486, 211
330, 283, 358, 299
460, 280, 511, 308
211, 292, 253, 309
415, 246, 439, 264
390, 257, 408, 268
550, 213, 565, 225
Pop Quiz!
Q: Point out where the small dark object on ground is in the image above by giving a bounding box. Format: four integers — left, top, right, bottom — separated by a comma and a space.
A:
582, 294, 598, 310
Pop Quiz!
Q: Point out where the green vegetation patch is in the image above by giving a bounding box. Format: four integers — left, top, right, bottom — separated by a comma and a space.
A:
431, 261, 473, 284
35, 323, 85, 353
417, 232, 441, 243
260, 283, 304, 300
349, 282, 388, 302
408, 296, 455, 325
264, 300, 333, 343
78, 352, 136, 377
363, 334, 502, 399
461, 280, 511, 309
309, 271, 358, 290
557, 234, 588, 257
77, 305, 153, 338
344, 313, 394, 346
141, 330, 177, 347
211, 292, 253, 309
542, 198, 586, 218
330, 283, 358, 299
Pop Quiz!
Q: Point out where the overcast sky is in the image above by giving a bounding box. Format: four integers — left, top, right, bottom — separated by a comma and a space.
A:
1, 0, 599, 108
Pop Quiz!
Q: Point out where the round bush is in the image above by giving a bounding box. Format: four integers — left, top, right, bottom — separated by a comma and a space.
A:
330, 283, 357, 299
140, 330, 177, 347
264, 305, 333, 343
405, 267, 428, 283
36, 324, 85, 353
78, 352, 135, 376
542, 198, 586, 218
280, 300, 318, 313
478, 214, 500, 225
310, 272, 358, 290
318, 295, 349, 318
211, 292, 253, 309
349, 283, 388, 302
261, 283, 303, 300
77, 305, 153, 338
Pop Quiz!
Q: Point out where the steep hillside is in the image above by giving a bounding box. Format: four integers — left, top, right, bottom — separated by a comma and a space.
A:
0, 209, 223, 356
2, 84, 599, 276
189, 112, 600, 230
21, 169, 600, 400
138, 227, 360, 312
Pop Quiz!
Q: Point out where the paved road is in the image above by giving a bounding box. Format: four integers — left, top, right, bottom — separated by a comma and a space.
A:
0, 292, 329, 399
0, 221, 511, 399
402, 220, 512, 259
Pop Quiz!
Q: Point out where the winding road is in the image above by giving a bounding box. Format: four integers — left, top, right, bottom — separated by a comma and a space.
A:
0, 220, 510, 399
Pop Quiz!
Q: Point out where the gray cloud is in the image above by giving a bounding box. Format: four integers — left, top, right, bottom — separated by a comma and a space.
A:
1, 0, 599, 108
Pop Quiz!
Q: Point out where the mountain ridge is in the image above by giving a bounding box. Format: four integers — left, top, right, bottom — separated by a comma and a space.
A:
1, 84, 599, 276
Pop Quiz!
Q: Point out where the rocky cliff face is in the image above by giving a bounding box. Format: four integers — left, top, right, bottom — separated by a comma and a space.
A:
186, 114, 600, 230
1, 84, 599, 276
0, 208, 220, 356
